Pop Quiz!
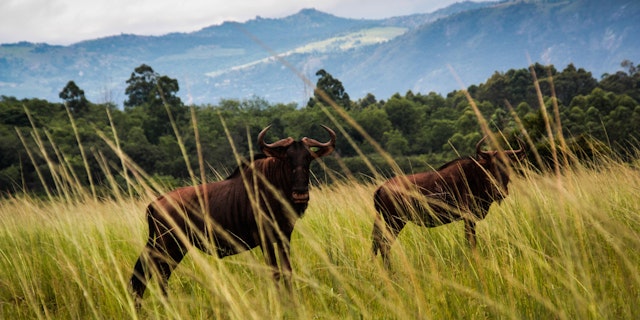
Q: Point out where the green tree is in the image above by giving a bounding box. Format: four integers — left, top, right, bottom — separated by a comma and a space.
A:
307, 69, 351, 109
475, 71, 509, 105
599, 60, 640, 102
352, 106, 392, 153
124, 64, 182, 108
383, 129, 409, 156
123, 64, 185, 144
383, 95, 421, 139
605, 106, 632, 136
124, 64, 158, 108
587, 88, 615, 115
554, 64, 597, 105
455, 108, 480, 134
356, 93, 378, 109
59, 80, 89, 114
448, 132, 482, 155
121, 125, 162, 173
515, 101, 531, 118
422, 119, 456, 154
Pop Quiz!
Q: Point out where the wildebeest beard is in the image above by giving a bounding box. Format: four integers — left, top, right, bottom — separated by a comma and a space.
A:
293, 202, 309, 215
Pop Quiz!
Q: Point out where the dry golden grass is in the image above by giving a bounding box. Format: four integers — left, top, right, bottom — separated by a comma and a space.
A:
1, 159, 639, 319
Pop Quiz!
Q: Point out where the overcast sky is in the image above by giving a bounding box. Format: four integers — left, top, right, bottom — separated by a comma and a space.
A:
0, 0, 491, 45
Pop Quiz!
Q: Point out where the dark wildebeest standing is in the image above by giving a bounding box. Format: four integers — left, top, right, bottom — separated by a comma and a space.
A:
372, 136, 524, 265
130, 125, 336, 299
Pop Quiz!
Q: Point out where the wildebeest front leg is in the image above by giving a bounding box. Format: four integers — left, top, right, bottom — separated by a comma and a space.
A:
261, 239, 293, 289
276, 240, 293, 289
464, 219, 477, 250
130, 237, 186, 301
261, 239, 281, 280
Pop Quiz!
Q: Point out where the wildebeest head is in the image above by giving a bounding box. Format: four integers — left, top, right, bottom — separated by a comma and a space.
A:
258, 125, 336, 204
474, 136, 525, 201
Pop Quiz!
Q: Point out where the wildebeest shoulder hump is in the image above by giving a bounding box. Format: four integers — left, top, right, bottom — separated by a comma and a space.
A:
225, 154, 270, 179
436, 156, 475, 171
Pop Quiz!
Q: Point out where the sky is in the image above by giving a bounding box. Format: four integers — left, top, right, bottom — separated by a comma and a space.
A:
0, 0, 491, 45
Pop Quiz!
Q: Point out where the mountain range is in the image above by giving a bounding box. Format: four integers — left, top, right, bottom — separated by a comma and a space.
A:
1, 0, 638, 107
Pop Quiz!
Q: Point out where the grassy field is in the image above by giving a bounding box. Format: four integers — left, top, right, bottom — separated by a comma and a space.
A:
1, 157, 639, 319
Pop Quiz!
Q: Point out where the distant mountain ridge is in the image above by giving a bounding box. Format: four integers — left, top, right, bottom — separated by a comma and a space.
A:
362, 0, 640, 96
1, 0, 638, 106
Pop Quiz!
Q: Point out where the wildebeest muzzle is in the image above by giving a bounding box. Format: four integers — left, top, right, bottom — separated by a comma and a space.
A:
292, 191, 310, 203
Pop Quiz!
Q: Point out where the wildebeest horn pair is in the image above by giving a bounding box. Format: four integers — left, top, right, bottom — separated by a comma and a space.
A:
130, 125, 336, 301
258, 125, 336, 157
476, 135, 525, 159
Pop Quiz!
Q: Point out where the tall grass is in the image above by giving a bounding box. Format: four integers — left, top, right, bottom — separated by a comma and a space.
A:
1, 156, 639, 319
2, 59, 639, 318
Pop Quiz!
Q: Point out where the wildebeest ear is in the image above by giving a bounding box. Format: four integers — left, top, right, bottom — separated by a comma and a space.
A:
306, 143, 335, 158
504, 138, 526, 161
261, 145, 289, 158
477, 150, 497, 161
509, 149, 526, 161
262, 142, 293, 158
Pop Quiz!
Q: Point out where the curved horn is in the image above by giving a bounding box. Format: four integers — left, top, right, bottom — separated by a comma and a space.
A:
475, 135, 490, 155
505, 136, 526, 158
302, 125, 336, 148
302, 125, 336, 158
258, 125, 294, 150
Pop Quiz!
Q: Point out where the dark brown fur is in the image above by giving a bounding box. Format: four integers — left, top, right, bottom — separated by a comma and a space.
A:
130, 126, 335, 299
371, 137, 524, 265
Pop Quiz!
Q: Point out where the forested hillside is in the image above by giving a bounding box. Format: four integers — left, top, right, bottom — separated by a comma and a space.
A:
1, 61, 639, 194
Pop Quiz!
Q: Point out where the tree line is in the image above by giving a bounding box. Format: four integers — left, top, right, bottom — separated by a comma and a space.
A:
1, 61, 639, 195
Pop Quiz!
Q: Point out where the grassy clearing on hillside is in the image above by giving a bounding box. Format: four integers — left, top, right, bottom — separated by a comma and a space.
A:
1, 160, 639, 319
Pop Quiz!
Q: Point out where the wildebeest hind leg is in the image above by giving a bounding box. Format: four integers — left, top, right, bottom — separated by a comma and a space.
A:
130, 254, 150, 303
152, 240, 187, 297
464, 219, 477, 250
372, 215, 405, 268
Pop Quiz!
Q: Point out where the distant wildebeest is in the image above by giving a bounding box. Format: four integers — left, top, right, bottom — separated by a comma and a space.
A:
130, 125, 336, 299
371, 136, 525, 265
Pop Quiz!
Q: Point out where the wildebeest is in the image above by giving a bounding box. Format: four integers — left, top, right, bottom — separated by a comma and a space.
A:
371, 136, 524, 265
130, 125, 336, 299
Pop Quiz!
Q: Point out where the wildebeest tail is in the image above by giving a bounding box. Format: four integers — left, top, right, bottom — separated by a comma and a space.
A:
371, 188, 386, 256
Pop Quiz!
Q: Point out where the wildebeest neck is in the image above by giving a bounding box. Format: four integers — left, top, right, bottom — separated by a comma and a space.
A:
435, 157, 503, 202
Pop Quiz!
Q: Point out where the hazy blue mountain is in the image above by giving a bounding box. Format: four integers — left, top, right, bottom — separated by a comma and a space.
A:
338, 0, 640, 99
0, 0, 637, 107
